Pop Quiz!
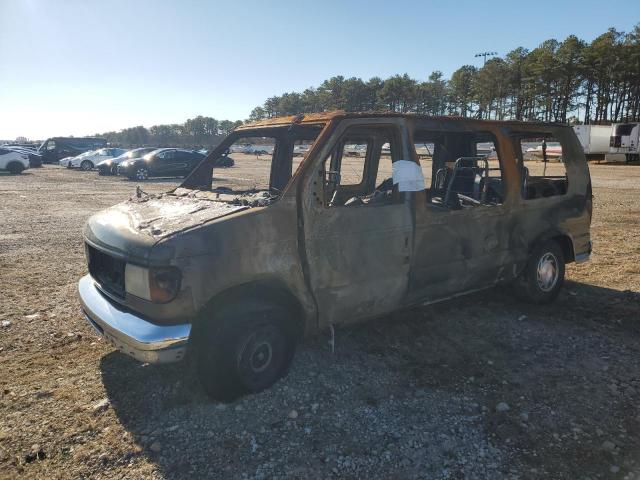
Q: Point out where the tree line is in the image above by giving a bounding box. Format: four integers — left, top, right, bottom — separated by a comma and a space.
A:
96, 117, 244, 149
249, 25, 640, 125
99, 25, 640, 148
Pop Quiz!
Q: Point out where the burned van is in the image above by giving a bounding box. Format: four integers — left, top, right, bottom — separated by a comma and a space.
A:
78, 112, 592, 400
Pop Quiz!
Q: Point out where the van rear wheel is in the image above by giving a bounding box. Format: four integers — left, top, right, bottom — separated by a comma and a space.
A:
514, 240, 565, 304
195, 311, 295, 401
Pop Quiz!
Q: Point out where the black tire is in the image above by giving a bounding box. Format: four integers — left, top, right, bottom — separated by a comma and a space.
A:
195, 310, 295, 401
80, 160, 93, 171
7, 162, 24, 174
514, 240, 565, 304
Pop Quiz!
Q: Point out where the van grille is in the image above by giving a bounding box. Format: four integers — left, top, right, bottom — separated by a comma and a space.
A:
86, 244, 126, 298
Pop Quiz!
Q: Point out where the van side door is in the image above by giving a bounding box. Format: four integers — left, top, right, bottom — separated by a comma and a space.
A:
301, 119, 414, 327
407, 126, 519, 302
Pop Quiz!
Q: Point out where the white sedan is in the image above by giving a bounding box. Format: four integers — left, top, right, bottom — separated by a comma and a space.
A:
58, 155, 79, 168
63, 148, 128, 170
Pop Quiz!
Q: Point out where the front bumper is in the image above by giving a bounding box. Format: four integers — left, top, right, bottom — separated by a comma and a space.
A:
78, 274, 190, 363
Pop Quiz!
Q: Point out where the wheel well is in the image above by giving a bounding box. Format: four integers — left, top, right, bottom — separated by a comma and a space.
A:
197, 281, 307, 341
550, 234, 575, 263
529, 233, 575, 264
6, 161, 24, 172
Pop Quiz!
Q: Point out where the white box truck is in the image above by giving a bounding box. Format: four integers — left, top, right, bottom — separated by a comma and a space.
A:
572, 125, 611, 161
609, 122, 640, 163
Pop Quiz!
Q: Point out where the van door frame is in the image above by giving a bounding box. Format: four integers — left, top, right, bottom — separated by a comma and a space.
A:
406, 120, 521, 303
299, 117, 415, 328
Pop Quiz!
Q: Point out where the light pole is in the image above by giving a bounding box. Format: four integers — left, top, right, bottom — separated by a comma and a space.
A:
475, 51, 498, 66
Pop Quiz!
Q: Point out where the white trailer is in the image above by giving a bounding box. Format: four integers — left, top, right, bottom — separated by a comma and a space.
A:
572, 125, 611, 161
609, 122, 640, 163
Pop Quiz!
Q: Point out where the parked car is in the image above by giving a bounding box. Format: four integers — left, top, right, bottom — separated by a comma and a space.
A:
229, 143, 274, 155
3, 143, 38, 151
78, 112, 592, 401
292, 144, 310, 156
116, 148, 205, 180
4, 146, 43, 167
58, 154, 83, 168
96, 147, 157, 176
0, 147, 30, 174
343, 144, 367, 156
38, 137, 106, 164
59, 150, 94, 168
66, 148, 128, 170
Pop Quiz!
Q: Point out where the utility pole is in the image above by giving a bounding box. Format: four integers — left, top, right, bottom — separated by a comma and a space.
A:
475, 51, 498, 66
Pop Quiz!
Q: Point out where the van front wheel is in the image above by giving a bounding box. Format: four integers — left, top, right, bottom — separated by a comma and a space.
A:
514, 240, 565, 304
195, 312, 295, 401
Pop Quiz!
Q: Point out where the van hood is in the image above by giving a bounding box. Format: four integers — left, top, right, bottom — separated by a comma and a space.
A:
84, 194, 248, 260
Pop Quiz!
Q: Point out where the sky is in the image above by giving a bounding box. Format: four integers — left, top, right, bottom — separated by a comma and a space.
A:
0, 0, 638, 140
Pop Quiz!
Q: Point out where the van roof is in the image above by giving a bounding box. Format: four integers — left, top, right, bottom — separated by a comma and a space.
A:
238, 110, 567, 130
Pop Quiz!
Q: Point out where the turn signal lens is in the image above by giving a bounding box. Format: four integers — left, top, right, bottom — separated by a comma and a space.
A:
149, 267, 181, 303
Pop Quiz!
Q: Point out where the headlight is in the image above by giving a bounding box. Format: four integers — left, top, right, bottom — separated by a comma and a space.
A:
125, 264, 181, 303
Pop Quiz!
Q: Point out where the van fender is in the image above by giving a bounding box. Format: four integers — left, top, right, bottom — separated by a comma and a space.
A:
528, 230, 576, 264
194, 279, 309, 342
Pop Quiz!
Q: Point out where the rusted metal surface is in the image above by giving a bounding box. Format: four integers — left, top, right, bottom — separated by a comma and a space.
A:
239, 111, 571, 130
117, 195, 248, 238
83, 113, 592, 336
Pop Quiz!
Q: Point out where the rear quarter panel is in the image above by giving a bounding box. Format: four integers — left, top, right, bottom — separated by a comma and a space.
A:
508, 125, 592, 266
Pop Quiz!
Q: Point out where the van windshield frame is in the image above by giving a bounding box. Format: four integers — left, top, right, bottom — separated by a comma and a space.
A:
180, 123, 327, 196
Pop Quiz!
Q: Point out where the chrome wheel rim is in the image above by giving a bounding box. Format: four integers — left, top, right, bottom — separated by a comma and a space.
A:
536, 252, 559, 292
136, 168, 148, 180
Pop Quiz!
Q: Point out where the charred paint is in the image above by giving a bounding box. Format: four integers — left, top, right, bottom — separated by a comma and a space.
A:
83, 113, 592, 335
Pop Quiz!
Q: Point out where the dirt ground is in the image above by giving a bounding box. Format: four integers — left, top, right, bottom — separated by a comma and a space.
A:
1, 162, 639, 479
